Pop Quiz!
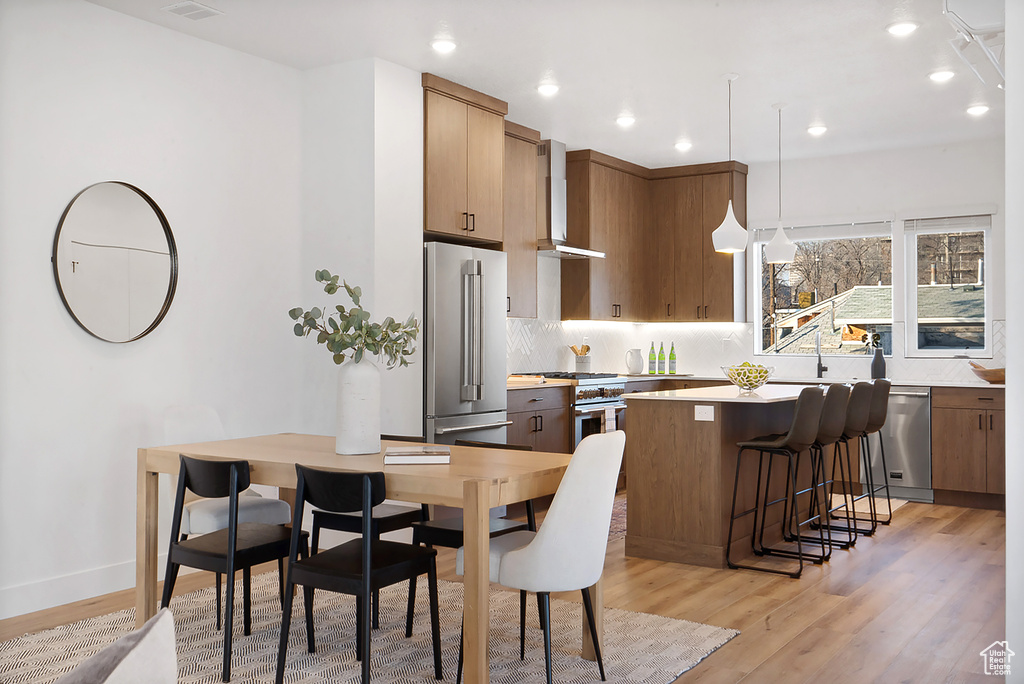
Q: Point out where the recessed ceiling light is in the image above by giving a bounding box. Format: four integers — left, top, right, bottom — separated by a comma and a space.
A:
537, 83, 559, 97
807, 125, 828, 136
967, 104, 990, 116
616, 115, 636, 128
886, 21, 919, 37
430, 39, 456, 54
929, 70, 955, 82
674, 140, 693, 152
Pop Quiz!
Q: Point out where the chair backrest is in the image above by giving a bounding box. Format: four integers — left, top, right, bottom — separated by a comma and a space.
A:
781, 386, 825, 453
864, 379, 891, 434
816, 383, 852, 447
179, 454, 250, 499
843, 381, 874, 438
495, 431, 625, 593
295, 465, 385, 514
454, 439, 533, 451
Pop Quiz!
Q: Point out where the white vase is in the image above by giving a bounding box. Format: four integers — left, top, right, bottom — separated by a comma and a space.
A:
335, 357, 381, 455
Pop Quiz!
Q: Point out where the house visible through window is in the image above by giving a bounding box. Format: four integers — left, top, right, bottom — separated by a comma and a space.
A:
756, 221, 893, 356
905, 215, 989, 355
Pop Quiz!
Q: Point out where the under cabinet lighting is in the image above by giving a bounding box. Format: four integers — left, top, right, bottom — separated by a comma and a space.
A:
431, 39, 456, 54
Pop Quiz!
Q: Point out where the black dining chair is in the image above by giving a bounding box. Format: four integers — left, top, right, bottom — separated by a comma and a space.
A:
162, 455, 306, 682
275, 465, 442, 684
310, 434, 427, 629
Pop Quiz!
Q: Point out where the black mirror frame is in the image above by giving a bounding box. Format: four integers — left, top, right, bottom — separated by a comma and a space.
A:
51, 181, 178, 343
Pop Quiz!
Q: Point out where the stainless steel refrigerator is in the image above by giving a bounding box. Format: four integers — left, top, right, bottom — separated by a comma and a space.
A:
424, 241, 509, 445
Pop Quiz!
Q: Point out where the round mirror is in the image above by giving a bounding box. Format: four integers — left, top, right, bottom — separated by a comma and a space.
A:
52, 181, 177, 343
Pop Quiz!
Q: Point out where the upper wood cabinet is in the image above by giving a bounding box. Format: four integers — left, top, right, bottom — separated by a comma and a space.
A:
503, 121, 540, 318
562, 151, 746, 323
423, 74, 507, 243
645, 165, 746, 322
562, 152, 648, 321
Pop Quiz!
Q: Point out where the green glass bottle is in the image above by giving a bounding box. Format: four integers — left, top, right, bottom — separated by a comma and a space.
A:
669, 342, 677, 374
648, 342, 656, 374
657, 343, 666, 374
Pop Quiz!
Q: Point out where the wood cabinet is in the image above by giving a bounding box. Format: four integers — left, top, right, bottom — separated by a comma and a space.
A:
423, 74, 507, 243
562, 150, 746, 323
931, 387, 1004, 495
502, 121, 540, 318
562, 152, 648, 321
646, 166, 747, 322
507, 385, 571, 453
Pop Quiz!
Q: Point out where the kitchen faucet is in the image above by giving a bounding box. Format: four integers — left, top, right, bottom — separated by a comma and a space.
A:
816, 331, 828, 378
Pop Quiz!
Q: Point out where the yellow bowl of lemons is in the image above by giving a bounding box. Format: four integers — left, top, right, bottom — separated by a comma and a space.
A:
722, 362, 773, 391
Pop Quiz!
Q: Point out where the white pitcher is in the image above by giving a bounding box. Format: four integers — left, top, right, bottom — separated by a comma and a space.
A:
625, 348, 644, 374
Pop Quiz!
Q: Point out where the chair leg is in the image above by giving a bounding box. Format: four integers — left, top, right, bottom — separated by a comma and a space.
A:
520, 590, 527, 660
243, 566, 252, 636
216, 572, 222, 630
581, 588, 606, 681
372, 589, 381, 630
405, 576, 417, 638
311, 520, 321, 554
160, 559, 179, 610
274, 574, 295, 684
359, 588, 372, 684
277, 558, 285, 610
875, 432, 894, 524
538, 592, 553, 684
222, 568, 234, 682
456, 618, 464, 684
428, 562, 443, 680
304, 587, 315, 653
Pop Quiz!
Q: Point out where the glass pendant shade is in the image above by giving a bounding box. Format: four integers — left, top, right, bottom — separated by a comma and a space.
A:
712, 200, 747, 253
765, 220, 797, 263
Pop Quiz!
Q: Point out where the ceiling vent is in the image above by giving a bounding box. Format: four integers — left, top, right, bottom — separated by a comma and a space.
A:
161, 1, 223, 21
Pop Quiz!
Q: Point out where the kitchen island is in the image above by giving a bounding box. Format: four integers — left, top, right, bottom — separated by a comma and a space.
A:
624, 384, 817, 568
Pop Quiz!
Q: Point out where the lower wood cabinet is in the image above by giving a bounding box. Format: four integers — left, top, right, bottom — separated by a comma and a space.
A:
507, 385, 571, 453
931, 387, 1004, 495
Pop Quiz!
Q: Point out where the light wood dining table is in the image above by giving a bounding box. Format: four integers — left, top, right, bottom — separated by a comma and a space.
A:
136, 433, 596, 683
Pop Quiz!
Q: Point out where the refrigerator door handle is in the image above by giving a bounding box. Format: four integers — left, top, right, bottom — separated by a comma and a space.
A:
434, 420, 513, 435
461, 259, 484, 401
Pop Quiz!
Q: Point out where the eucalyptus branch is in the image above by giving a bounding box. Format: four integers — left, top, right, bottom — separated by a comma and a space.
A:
289, 269, 419, 368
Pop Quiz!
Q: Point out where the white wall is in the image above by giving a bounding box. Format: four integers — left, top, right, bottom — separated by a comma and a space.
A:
0, 0, 304, 618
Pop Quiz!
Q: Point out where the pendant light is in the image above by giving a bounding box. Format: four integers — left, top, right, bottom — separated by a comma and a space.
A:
765, 103, 797, 264
711, 73, 748, 254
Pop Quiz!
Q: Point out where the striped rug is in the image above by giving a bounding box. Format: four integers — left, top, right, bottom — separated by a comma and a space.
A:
1, 573, 736, 683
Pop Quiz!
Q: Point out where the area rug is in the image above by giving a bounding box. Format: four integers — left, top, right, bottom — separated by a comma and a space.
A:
0, 572, 737, 684
608, 494, 627, 542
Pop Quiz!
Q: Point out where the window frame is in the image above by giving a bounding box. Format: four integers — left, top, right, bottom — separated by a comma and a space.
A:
903, 215, 992, 358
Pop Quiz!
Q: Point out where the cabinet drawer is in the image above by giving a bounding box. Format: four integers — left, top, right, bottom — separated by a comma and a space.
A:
507, 385, 570, 413
931, 387, 1004, 410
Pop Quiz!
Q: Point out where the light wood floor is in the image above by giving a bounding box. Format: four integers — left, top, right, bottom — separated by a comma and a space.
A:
1, 501, 1005, 683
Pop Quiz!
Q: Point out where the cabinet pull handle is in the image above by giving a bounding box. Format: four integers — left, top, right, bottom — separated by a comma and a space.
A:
507, 296, 511, 313
529, 415, 536, 432
979, 397, 994, 401
979, 414, 983, 430
537, 414, 544, 431
705, 305, 709, 319
990, 414, 993, 431
529, 397, 544, 402
469, 213, 476, 232
667, 303, 671, 317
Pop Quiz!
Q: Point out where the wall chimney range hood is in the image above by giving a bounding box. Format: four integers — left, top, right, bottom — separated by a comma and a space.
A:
537, 140, 605, 259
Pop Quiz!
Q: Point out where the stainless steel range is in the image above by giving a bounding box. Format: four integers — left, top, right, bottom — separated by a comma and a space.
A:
529, 372, 627, 448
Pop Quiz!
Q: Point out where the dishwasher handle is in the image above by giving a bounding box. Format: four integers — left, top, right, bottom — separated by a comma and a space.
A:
889, 391, 930, 398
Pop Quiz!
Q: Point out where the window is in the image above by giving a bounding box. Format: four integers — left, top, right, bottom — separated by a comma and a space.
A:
755, 221, 893, 356
904, 215, 990, 356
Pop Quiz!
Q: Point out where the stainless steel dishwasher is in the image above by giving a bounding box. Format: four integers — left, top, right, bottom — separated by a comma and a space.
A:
861, 386, 932, 503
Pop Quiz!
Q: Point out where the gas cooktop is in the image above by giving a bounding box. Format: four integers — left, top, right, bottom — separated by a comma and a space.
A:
526, 371, 619, 380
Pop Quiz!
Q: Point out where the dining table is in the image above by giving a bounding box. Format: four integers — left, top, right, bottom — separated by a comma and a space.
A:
136, 433, 590, 683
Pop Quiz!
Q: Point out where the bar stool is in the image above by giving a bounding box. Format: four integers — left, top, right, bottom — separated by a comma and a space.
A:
726, 386, 825, 578
858, 379, 894, 526
785, 383, 852, 558
826, 381, 874, 540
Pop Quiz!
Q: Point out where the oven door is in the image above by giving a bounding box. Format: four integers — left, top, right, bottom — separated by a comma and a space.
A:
573, 402, 626, 448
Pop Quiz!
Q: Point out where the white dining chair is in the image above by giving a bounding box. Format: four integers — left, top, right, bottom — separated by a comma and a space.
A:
162, 405, 291, 629
455, 430, 626, 684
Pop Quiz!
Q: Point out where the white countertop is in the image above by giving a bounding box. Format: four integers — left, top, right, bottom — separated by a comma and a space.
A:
625, 384, 817, 403
622, 374, 1003, 390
